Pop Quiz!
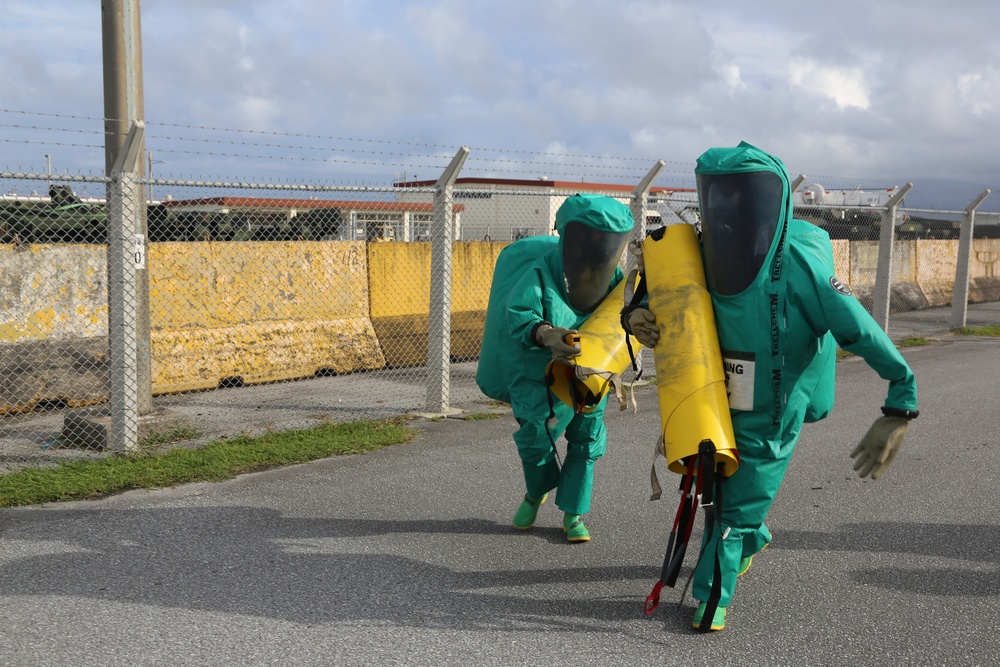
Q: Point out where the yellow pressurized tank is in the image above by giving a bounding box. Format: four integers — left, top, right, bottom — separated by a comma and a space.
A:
546, 275, 641, 413
643, 224, 739, 476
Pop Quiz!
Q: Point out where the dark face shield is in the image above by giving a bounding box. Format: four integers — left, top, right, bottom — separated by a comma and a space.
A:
561, 221, 629, 312
697, 171, 784, 296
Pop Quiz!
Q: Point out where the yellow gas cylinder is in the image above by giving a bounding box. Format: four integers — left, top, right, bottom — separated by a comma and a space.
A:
546, 275, 641, 413
642, 224, 739, 476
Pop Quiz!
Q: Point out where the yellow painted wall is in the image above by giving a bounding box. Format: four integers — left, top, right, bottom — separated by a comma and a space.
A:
916, 240, 959, 307
831, 240, 850, 283
972, 239, 1000, 278
149, 241, 385, 393
969, 239, 1000, 303
848, 240, 917, 286
368, 241, 505, 367
0, 244, 107, 343
894, 242, 918, 283
3, 236, 1000, 414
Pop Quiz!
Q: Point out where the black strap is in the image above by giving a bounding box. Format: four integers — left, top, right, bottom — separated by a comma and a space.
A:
698, 440, 717, 522
619, 277, 649, 335
697, 462, 726, 633
882, 406, 919, 419
664, 480, 697, 587
543, 372, 564, 470
661, 462, 699, 588
620, 270, 648, 379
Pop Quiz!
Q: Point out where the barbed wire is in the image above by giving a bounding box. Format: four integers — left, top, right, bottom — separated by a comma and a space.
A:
149, 120, 689, 166
0, 122, 105, 137
2, 109, 994, 192
0, 109, 688, 165
0, 137, 105, 150
0, 109, 107, 123
1, 139, 677, 182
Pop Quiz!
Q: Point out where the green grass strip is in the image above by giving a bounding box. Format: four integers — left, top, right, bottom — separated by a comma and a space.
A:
897, 335, 930, 347
462, 412, 502, 421
955, 324, 1000, 337
0, 419, 413, 508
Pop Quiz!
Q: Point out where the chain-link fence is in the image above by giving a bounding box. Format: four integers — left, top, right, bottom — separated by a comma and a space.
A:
3, 134, 999, 471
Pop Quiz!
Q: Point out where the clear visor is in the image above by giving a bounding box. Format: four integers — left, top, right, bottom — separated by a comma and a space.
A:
561, 221, 629, 312
697, 171, 784, 295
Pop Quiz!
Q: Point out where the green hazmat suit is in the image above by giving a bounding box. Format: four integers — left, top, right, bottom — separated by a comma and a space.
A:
689, 142, 918, 610
476, 194, 634, 515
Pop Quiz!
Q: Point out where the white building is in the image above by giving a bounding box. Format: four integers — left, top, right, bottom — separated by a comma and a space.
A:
395, 177, 698, 241
158, 196, 463, 242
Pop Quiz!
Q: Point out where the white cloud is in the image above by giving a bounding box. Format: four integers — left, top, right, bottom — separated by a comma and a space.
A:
958, 67, 1000, 116
789, 62, 871, 110
721, 64, 746, 92
236, 96, 282, 130
2, 0, 999, 201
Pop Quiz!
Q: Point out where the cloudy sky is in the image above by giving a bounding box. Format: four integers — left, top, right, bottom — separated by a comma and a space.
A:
1, 0, 998, 207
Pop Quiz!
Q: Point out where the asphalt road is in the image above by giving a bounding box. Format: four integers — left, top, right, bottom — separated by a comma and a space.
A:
1, 314, 999, 665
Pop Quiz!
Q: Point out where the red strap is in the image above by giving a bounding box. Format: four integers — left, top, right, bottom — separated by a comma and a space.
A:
644, 580, 665, 614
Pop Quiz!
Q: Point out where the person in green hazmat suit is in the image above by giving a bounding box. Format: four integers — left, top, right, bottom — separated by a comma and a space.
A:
623, 142, 918, 631
476, 194, 634, 542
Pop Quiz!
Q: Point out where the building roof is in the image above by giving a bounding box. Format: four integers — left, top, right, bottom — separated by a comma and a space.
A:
393, 176, 696, 195
160, 197, 463, 212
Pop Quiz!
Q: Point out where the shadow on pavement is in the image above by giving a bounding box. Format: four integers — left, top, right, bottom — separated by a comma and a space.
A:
1, 506, 667, 630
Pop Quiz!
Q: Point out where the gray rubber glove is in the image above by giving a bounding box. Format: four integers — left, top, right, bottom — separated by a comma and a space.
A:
850, 416, 910, 480
535, 324, 581, 362
626, 308, 659, 348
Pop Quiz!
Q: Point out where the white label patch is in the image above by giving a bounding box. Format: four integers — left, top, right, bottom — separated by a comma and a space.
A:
723, 354, 755, 411
830, 276, 852, 296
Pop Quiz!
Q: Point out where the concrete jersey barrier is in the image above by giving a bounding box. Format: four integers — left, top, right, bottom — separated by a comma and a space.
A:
2, 237, 1000, 414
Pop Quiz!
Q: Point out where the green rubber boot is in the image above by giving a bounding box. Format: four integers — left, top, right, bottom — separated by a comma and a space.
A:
563, 513, 590, 542
692, 602, 726, 631
738, 540, 769, 577
512, 493, 547, 530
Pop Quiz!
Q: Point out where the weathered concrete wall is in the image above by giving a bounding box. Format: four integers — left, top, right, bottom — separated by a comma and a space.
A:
452, 242, 505, 360
921, 238, 1000, 305
2, 237, 1000, 414
847, 240, 928, 313
970, 239, 1000, 303
831, 239, 850, 281
0, 245, 107, 343
917, 240, 958, 307
0, 245, 108, 413
149, 241, 384, 393
368, 241, 504, 367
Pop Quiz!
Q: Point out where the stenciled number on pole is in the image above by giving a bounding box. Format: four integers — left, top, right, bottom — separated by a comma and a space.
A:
134, 233, 146, 269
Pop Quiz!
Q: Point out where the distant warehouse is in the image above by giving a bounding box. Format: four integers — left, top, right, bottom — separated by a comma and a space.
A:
394, 176, 699, 242
156, 196, 464, 242
1, 187, 465, 244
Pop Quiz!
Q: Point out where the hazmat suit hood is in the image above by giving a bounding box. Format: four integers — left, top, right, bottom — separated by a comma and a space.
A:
695, 142, 793, 296
555, 193, 634, 312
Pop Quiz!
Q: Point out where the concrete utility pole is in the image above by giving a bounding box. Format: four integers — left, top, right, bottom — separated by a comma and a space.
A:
425, 146, 470, 415
102, 0, 151, 414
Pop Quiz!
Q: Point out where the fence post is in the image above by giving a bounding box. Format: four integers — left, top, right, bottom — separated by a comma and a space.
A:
102, 0, 151, 415
871, 183, 913, 331
628, 161, 665, 270
950, 189, 992, 329
107, 121, 144, 453
425, 146, 470, 414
